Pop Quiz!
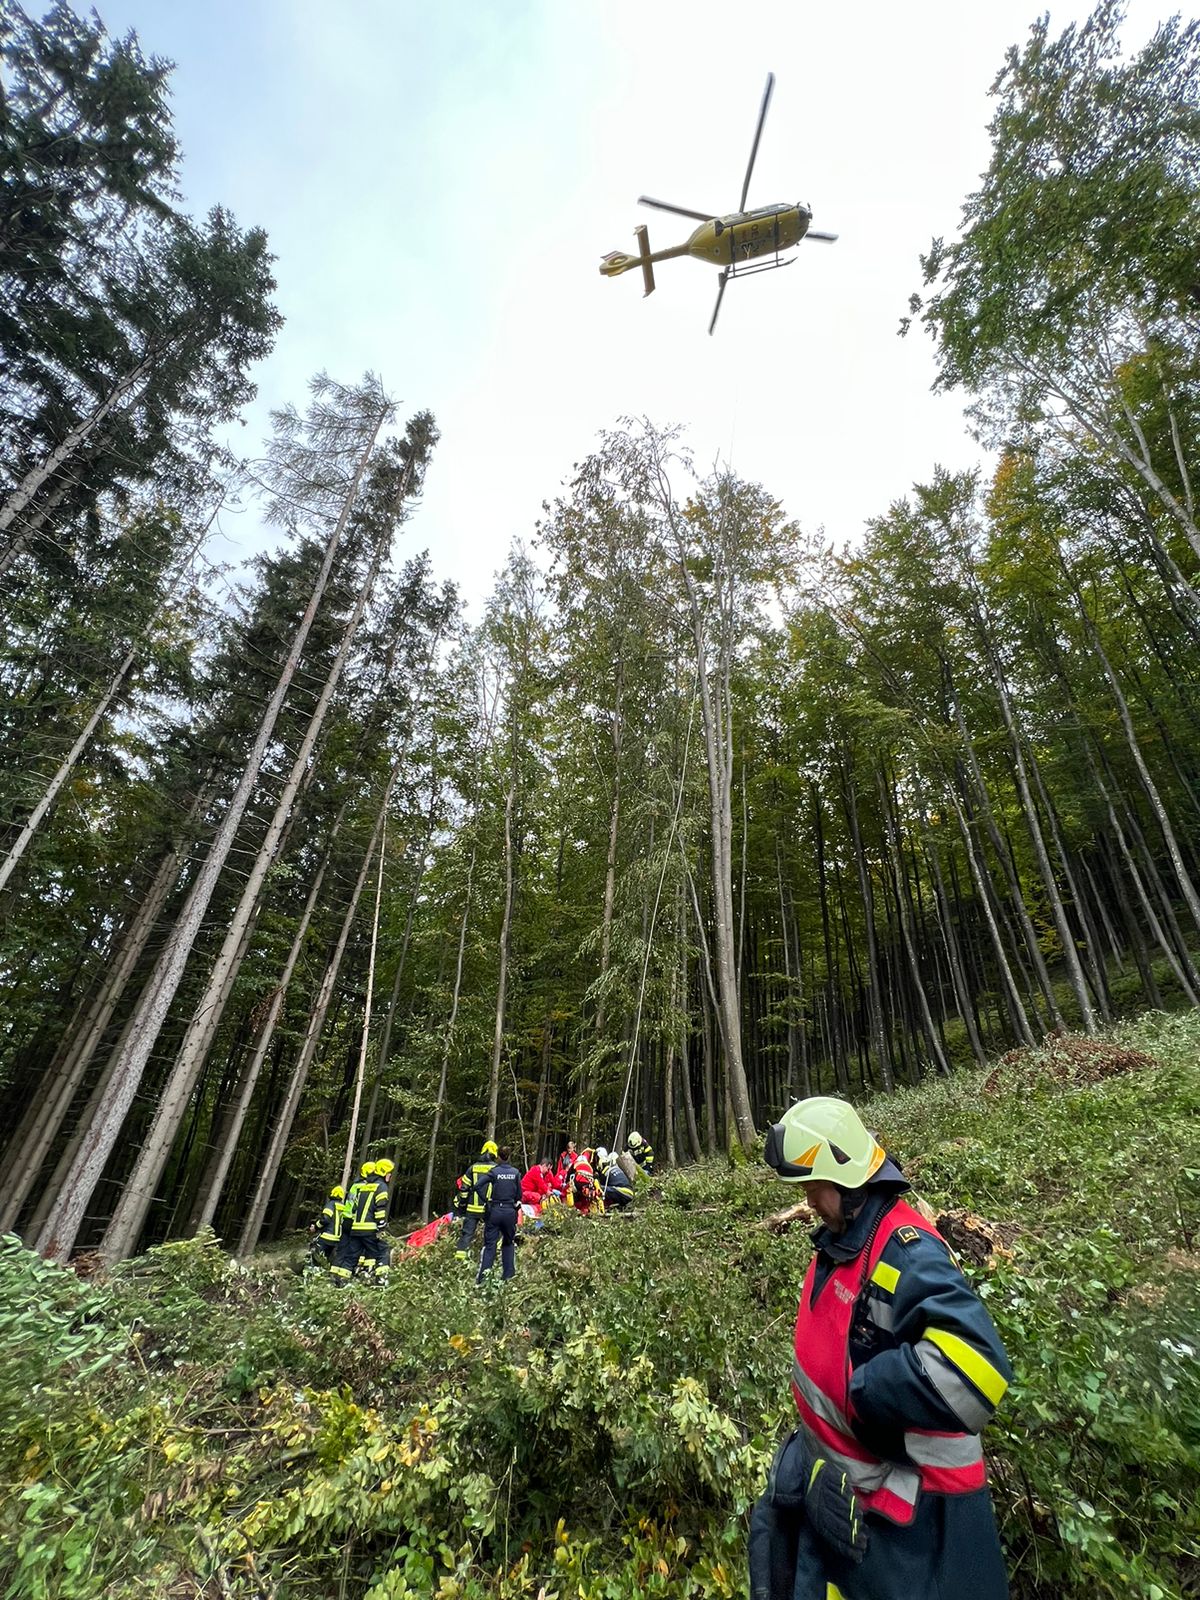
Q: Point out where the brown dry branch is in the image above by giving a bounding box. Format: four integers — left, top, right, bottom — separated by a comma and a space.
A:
759, 1201, 813, 1235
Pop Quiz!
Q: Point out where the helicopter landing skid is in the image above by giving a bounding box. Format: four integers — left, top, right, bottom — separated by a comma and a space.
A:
725, 253, 796, 281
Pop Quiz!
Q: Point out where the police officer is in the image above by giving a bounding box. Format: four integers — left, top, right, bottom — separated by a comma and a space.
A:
753, 1096, 1011, 1600
455, 1140, 499, 1261
627, 1130, 655, 1175
331, 1161, 382, 1284
475, 1145, 522, 1283
311, 1183, 347, 1264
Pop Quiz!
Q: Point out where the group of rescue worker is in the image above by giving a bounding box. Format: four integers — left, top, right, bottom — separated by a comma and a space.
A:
309, 1098, 1007, 1600
310, 1157, 395, 1285
309, 1131, 656, 1288
451, 1130, 656, 1281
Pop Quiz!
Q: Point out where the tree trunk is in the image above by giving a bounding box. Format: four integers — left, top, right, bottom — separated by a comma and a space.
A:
101, 461, 398, 1262
237, 782, 392, 1257
188, 799, 350, 1234
421, 836, 479, 1222
338, 817, 389, 1190
486, 772, 516, 1141
0, 349, 157, 575
33, 391, 389, 1265
0, 838, 184, 1229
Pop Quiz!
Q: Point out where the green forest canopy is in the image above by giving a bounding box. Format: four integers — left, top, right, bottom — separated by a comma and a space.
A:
1, 0, 1200, 1268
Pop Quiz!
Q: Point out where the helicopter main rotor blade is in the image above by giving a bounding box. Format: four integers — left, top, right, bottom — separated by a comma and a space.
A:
708, 269, 730, 336
738, 72, 775, 213
638, 196, 716, 223
805, 230, 839, 242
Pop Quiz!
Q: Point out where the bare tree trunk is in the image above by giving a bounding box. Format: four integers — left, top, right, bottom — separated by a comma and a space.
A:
677, 886, 703, 1161
0, 839, 184, 1229
950, 688, 1064, 1029
666, 506, 754, 1147
878, 773, 951, 1076
101, 468, 398, 1261
486, 775, 516, 1140
531, 1021, 553, 1159
976, 630, 1097, 1033
35, 392, 389, 1265
0, 511, 217, 893
237, 783, 392, 1257
0, 349, 156, 575
421, 837, 479, 1222
339, 817, 389, 1190
944, 784, 1038, 1048
843, 765, 893, 1090
189, 799, 349, 1234
1079, 598, 1200, 940
914, 785, 986, 1065
579, 658, 624, 1142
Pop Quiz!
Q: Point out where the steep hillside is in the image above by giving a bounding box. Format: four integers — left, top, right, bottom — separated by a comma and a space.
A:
3, 1011, 1199, 1600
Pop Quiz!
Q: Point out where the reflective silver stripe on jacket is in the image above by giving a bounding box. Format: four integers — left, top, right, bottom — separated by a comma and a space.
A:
904, 1430, 984, 1469
792, 1360, 918, 1503
865, 1294, 896, 1332
915, 1339, 992, 1433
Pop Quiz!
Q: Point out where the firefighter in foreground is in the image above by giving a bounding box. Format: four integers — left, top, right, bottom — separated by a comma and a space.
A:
475, 1144, 523, 1283
455, 1139, 499, 1261
754, 1096, 1011, 1600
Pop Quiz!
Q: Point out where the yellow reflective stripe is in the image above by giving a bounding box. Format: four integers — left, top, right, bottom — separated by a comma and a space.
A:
924, 1327, 1008, 1407
827, 1587, 845, 1600
871, 1260, 900, 1293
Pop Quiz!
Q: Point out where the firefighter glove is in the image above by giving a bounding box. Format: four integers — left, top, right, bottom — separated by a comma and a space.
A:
805, 1457, 869, 1565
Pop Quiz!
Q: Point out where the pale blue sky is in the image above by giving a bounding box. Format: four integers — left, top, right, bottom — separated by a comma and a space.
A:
93, 0, 1167, 611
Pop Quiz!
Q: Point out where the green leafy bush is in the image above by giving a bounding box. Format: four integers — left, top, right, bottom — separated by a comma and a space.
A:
2, 1011, 1199, 1598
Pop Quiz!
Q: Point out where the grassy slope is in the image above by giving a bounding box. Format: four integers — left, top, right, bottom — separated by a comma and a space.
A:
2, 1010, 1199, 1600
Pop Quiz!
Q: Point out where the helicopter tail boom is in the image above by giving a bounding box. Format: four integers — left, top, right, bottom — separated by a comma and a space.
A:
634, 225, 655, 296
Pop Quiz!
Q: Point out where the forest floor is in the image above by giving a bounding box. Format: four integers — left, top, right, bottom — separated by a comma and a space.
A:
3, 1010, 1200, 1600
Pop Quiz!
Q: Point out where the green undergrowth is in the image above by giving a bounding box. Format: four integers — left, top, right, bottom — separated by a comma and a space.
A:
3, 1012, 1199, 1599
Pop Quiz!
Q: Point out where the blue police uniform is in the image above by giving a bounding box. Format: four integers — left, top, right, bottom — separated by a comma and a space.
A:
475, 1160, 522, 1282
751, 1167, 1011, 1600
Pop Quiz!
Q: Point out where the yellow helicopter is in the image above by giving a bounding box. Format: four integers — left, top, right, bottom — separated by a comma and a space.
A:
599, 73, 837, 334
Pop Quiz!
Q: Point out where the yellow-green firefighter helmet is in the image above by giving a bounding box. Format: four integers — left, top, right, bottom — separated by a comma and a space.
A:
361, 1160, 378, 1178
482, 1139, 499, 1158
374, 1158, 394, 1177
330, 1185, 346, 1201
764, 1097, 886, 1189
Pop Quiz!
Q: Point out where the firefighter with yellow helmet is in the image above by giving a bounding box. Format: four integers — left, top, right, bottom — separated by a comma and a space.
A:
455, 1140, 499, 1261
310, 1182, 348, 1266
752, 1096, 1011, 1600
331, 1160, 392, 1284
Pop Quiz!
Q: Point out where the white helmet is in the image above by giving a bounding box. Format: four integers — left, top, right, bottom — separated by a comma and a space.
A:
596, 1147, 609, 1166
628, 1131, 643, 1148
764, 1097, 886, 1189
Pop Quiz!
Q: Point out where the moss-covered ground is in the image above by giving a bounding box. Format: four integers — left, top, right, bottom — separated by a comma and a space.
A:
2, 1010, 1199, 1599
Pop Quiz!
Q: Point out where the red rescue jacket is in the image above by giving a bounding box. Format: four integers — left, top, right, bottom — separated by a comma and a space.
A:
791, 1198, 987, 1525
522, 1164, 551, 1203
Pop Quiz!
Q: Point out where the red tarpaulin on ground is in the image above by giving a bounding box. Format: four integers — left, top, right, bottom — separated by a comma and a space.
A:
400, 1214, 453, 1251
